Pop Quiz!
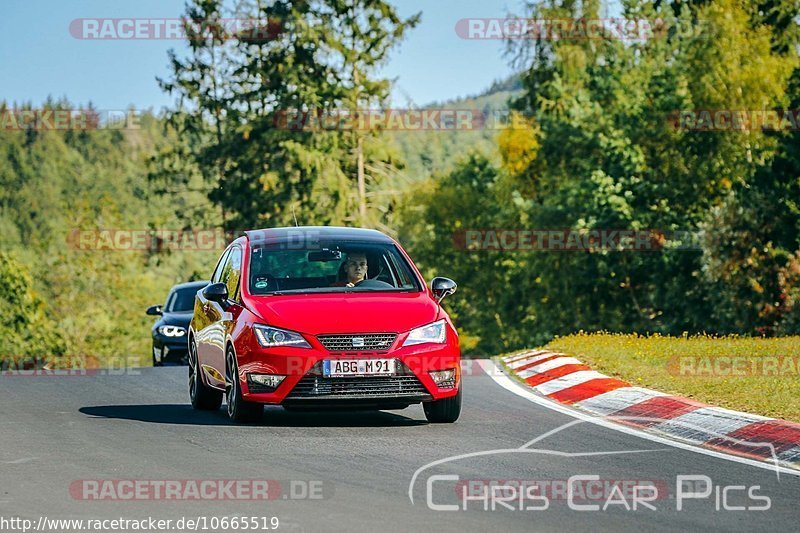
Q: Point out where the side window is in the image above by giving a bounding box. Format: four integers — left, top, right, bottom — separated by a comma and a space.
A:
224, 246, 243, 300
211, 248, 231, 283
374, 254, 397, 286
164, 291, 176, 311
387, 248, 416, 289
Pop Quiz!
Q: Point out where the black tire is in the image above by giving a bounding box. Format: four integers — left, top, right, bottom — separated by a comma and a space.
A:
152, 342, 163, 367
188, 337, 223, 411
423, 386, 461, 423
226, 346, 263, 423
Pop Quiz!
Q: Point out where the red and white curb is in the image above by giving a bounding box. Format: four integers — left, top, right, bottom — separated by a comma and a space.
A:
498, 350, 800, 470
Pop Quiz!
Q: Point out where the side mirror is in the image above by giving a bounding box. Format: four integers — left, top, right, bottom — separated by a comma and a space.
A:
202, 282, 229, 303
431, 277, 457, 303
146, 305, 162, 316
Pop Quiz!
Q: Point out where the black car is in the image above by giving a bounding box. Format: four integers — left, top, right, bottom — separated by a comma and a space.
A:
147, 280, 209, 366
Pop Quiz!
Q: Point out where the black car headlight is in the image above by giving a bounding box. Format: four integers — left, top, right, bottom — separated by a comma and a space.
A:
158, 325, 186, 337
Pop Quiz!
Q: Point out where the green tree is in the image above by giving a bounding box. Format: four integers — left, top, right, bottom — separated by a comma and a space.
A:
157, 0, 419, 230
0, 100, 219, 362
0, 252, 65, 362
502, 0, 797, 337
398, 154, 535, 353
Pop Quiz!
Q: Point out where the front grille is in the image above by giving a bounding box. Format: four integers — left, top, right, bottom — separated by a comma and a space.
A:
317, 333, 397, 352
285, 374, 430, 400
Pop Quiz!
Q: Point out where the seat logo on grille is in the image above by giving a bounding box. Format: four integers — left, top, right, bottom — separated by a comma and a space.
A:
351, 337, 365, 348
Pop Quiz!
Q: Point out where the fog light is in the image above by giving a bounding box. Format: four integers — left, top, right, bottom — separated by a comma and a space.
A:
248, 374, 286, 392
429, 369, 456, 388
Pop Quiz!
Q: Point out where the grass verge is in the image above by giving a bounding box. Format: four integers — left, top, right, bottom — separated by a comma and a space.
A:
540, 332, 800, 423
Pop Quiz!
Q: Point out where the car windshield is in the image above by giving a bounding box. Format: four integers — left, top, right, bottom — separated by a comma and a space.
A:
168, 286, 200, 312
248, 241, 420, 295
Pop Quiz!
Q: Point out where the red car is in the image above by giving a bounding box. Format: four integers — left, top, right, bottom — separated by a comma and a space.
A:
188, 227, 461, 423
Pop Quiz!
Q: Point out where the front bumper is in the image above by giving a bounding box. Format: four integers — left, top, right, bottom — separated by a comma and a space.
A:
281, 361, 434, 408
153, 337, 189, 364
236, 334, 460, 406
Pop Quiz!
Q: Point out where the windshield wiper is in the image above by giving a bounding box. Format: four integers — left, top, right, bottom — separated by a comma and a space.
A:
266, 287, 415, 295
268, 288, 346, 295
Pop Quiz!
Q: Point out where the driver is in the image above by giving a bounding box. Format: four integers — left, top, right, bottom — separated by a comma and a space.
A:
333, 252, 368, 287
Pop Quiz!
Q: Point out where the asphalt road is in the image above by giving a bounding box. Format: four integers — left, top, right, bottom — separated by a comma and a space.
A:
1, 364, 798, 532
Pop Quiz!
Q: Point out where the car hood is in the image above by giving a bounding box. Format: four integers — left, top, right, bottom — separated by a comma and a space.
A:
158, 311, 193, 327
245, 292, 440, 335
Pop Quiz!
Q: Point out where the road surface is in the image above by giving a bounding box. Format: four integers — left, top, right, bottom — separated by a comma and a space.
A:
0, 364, 798, 532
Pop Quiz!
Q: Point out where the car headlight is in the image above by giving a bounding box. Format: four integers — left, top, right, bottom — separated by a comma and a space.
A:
158, 325, 186, 337
253, 325, 311, 348
402, 319, 447, 347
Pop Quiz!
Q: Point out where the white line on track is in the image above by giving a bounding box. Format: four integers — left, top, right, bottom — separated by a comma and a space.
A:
532, 370, 608, 395
478, 359, 800, 478
575, 387, 668, 416
517, 356, 583, 378
652, 407, 772, 445
503, 350, 549, 364
507, 352, 557, 370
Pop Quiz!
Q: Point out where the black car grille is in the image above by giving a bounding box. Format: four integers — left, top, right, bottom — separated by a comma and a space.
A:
285, 375, 430, 400
284, 359, 428, 400
317, 333, 397, 352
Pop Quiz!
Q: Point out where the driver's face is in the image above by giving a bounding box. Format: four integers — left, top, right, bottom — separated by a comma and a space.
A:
345, 254, 367, 283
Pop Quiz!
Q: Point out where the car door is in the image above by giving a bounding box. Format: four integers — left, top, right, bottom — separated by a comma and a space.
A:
195, 247, 232, 388
200, 245, 244, 388
221, 245, 246, 364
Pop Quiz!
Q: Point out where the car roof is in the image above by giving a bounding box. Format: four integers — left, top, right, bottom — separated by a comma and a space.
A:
171, 280, 209, 291
243, 226, 394, 245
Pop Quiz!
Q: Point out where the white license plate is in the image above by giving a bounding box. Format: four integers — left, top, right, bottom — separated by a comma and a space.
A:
322, 359, 396, 377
